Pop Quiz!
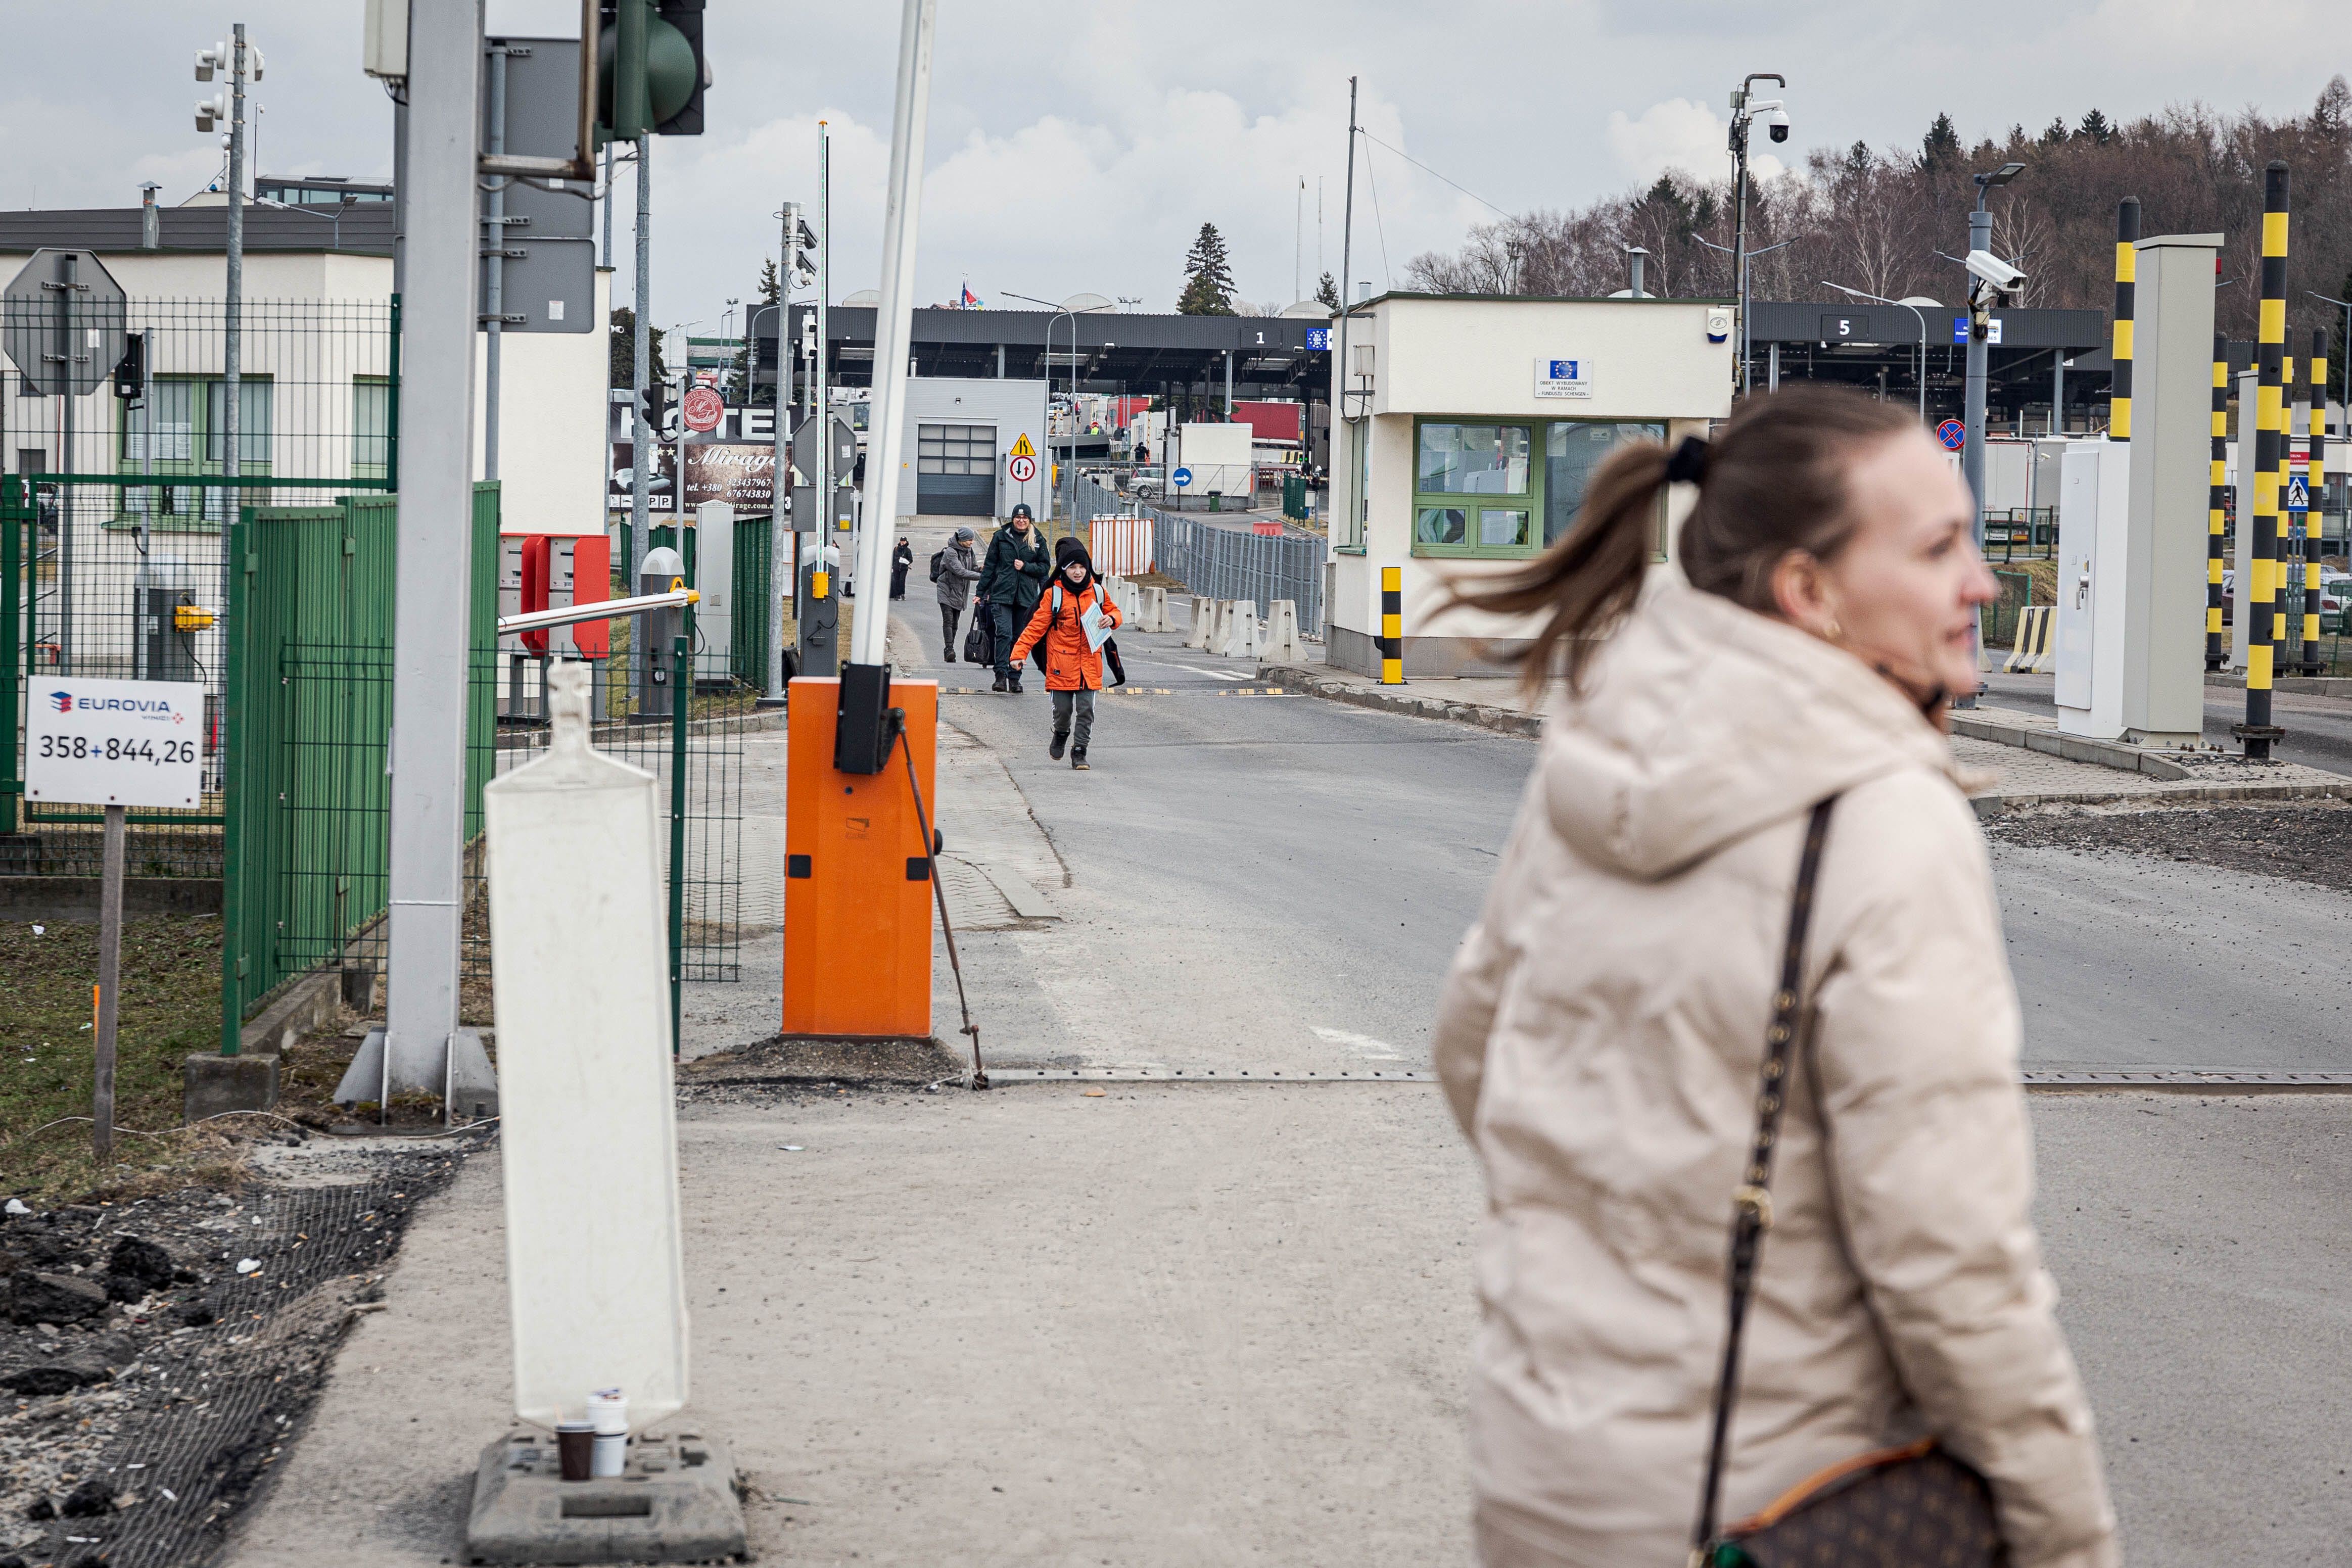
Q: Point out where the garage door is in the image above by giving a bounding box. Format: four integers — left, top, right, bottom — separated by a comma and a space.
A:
916, 422, 997, 515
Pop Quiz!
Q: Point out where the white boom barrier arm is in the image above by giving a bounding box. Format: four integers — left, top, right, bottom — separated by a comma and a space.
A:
497, 583, 697, 638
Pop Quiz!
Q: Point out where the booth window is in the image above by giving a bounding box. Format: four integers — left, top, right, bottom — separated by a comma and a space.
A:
1414, 421, 1533, 555
1544, 420, 1665, 549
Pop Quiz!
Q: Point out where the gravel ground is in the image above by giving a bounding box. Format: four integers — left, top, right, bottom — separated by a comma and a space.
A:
1985, 799, 2352, 892
0, 1137, 483, 1568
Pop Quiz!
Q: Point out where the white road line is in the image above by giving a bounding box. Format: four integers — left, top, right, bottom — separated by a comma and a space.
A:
1313, 1026, 1405, 1061
1169, 663, 1250, 682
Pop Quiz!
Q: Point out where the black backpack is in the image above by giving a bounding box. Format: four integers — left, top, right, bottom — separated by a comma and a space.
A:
928, 548, 946, 583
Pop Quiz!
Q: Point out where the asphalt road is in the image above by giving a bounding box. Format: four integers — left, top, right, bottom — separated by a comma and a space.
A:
901, 544, 2352, 1076
1979, 670, 2352, 777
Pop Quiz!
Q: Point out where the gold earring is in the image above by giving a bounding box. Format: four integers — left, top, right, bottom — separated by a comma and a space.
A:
1823, 617, 1842, 641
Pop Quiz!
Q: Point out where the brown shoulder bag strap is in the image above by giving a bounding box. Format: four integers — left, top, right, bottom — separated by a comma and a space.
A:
1690, 796, 1839, 1562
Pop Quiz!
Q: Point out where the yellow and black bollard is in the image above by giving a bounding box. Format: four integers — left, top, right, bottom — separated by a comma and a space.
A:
2207, 334, 2229, 672
2278, 352, 2299, 672
2303, 329, 2330, 676
2109, 198, 2138, 442
1379, 566, 1403, 685
2236, 161, 2289, 759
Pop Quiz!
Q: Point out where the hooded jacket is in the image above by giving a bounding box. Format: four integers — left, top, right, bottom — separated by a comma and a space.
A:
934, 538, 981, 609
978, 521, 1050, 610
1434, 581, 2116, 1568
1012, 547, 1122, 691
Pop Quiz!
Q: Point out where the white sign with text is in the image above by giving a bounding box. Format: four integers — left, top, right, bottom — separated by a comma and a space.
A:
26, 677, 205, 809
1535, 356, 1593, 398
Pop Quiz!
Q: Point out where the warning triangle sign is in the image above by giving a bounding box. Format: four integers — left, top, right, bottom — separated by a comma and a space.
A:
1009, 433, 1037, 459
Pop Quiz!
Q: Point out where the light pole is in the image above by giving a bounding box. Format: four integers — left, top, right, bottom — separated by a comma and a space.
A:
1823, 280, 1927, 418
195, 27, 258, 579
1697, 234, 1797, 388
1725, 72, 1788, 397
1003, 290, 1075, 520
1959, 162, 2027, 539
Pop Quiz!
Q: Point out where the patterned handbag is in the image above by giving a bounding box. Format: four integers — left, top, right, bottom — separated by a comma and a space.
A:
1691, 798, 2007, 1568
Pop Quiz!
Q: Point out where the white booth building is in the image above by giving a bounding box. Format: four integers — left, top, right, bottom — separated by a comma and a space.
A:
1324, 293, 1733, 677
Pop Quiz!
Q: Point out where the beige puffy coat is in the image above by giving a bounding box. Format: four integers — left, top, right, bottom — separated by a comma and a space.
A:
1435, 582, 2118, 1568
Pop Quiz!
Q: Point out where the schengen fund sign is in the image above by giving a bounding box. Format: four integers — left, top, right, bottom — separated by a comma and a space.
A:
1535, 356, 1593, 398
26, 677, 206, 809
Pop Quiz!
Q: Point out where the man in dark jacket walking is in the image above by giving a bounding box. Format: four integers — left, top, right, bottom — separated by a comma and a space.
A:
933, 527, 981, 661
975, 503, 1049, 693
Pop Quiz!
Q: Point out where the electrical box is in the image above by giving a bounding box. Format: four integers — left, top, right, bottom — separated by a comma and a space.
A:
638, 545, 685, 712
2054, 440, 2131, 736
136, 559, 205, 683
693, 500, 733, 675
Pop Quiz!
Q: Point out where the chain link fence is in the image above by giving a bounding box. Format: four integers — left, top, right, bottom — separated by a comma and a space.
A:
1063, 471, 1325, 635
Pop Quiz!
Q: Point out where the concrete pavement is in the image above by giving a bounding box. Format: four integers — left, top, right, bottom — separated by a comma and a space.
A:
219, 538, 2352, 1563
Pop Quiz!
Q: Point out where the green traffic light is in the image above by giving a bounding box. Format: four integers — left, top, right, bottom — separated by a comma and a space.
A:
597, 0, 699, 145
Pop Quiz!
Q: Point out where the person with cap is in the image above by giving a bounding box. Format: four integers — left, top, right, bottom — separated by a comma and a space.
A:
977, 502, 1051, 693
933, 526, 982, 662
1011, 536, 1122, 769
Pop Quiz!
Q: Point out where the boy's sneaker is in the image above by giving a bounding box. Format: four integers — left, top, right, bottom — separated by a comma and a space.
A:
1070, 747, 1089, 770
1049, 730, 1068, 761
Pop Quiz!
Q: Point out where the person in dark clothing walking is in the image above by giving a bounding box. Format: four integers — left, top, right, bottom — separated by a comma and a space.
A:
976, 502, 1050, 693
889, 537, 914, 599
933, 527, 981, 660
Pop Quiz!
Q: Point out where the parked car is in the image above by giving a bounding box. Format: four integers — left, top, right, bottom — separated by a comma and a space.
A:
2220, 567, 2352, 631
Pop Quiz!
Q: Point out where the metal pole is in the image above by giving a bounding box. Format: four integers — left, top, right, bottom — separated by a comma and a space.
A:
1334, 76, 1358, 542
1962, 201, 1992, 531
94, 803, 124, 1161
669, 631, 687, 1052
2109, 198, 2138, 443
383, 0, 484, 1095
484, 44, 507, 482
2239, 161, 2289, 759
599, 141, 612, 267
852, 0, 936, 671
1731, 118, 1748, 398
816, 124, 830, 562
630, 133, 652, 703
222, 23, 246, 609
57, 256, 74, 676
765, 205, 793, 701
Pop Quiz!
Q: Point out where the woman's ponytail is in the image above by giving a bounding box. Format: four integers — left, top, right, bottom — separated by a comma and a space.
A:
1447, 440, 1672, 691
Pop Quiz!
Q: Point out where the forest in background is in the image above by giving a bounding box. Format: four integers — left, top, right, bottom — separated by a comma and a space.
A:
1405, 80, 2352, 359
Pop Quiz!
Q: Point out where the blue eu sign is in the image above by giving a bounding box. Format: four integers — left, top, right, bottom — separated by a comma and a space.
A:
1305, 327, 1331, 351
1548, 359, 1579, 379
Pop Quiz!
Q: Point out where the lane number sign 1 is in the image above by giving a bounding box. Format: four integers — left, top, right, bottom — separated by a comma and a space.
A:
26, 677, 206, 809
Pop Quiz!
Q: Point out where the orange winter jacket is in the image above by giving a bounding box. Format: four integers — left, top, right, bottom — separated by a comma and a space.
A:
1011, 579, 1122, 691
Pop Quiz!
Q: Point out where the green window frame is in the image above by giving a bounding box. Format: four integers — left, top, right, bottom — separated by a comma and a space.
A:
1410, 416, 1667, 559
116, 374, 273, 531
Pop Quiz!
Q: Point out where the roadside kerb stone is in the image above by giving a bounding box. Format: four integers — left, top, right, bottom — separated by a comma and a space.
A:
1257, 664, 1543, 737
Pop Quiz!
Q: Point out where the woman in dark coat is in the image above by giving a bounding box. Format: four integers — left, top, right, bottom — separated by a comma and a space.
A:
889, 537, 914, 599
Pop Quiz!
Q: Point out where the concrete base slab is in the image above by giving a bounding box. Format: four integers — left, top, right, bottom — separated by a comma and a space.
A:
335, 1027, 500, 1118
464, 1429, 745, 1565
182, 1052, 279, 1123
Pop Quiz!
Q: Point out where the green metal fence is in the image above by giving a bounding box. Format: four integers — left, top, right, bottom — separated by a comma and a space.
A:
219, 487, 500, 1045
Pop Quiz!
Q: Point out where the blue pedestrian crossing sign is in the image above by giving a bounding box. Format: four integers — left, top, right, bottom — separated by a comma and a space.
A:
2287, 474, 2311, 512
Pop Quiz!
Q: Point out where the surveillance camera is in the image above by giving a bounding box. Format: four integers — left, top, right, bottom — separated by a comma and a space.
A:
195, 50, 215, 82
1964, 249, 2025, 291
1766, 107, 1791, 144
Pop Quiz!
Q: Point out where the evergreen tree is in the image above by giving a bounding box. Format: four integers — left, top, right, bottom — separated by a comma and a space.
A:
608, 306, 669, 389
2076, 108, 2113, 145
1920, 112, 1962, 170
1178, 222, 1237, 315
2038, 117, 2069, 149
1315, 270, 1341, 311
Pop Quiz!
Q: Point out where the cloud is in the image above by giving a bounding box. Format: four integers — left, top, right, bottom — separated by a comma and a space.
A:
1605, 99, 1784, 189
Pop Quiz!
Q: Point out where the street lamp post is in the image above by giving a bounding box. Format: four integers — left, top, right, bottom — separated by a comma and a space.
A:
1003, 290, 1076, 520
1823, 281, 1928, 418
1726, 72, 1788, 398
1960, 163, 2028, 541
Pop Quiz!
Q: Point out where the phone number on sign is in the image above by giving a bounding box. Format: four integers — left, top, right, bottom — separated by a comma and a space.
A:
36, 735, 199, 765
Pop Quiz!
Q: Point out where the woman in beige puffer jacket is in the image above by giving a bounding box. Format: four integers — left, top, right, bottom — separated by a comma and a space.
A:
1435, 388, 2118, 1568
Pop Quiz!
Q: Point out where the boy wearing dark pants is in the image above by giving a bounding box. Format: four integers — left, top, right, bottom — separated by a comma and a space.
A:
1011, 537, 1123, 769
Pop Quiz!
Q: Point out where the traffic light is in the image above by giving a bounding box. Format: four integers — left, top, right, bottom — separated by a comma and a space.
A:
112, 333, 146, 407
596, 0, 708, 145
639, 378, 667, 431
788, 213, 819, 290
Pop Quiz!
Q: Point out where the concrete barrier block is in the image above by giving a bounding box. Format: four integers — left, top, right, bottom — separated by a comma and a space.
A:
1140, 586, 1168, 633
1236, 604, 1262, 659
1184, 596, 1212, 649
1263, 600, 1302, 663
183, 1053, 280, 1123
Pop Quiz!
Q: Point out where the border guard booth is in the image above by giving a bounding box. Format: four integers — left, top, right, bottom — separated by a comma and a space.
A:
1324, 293, 1734, 677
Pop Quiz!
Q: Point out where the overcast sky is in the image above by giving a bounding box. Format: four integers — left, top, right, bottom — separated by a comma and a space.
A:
5, 2, 2348, 333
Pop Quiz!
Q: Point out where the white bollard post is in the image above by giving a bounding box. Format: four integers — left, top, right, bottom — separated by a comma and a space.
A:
482, 662, 690, 1436
1185, 595, 1212, 649
1142, 585, 1168, 633
1236, 604, 1262, 659
1263, 599, 1301, 664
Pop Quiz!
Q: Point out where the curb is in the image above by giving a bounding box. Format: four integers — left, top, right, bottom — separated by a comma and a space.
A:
1256, 664, 1543, 737
2202, 672, 2352, 698
1970, 778, 2352, 819
1949, 712, 2192, 779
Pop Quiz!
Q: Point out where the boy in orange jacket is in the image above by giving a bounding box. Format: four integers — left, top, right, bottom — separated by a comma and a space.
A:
1011, 537, 1123, 769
